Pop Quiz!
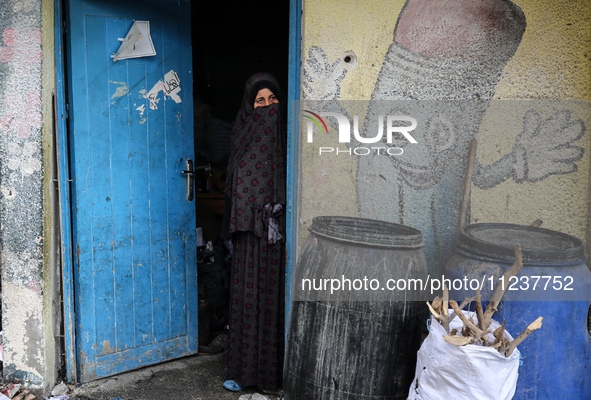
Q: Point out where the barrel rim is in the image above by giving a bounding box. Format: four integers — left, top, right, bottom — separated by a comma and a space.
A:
458, 223, 588, 264
309, 216, 425, 248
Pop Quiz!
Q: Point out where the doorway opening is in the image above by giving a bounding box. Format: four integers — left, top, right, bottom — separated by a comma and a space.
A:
190, 1, 290, 354
56, 0, 293, 385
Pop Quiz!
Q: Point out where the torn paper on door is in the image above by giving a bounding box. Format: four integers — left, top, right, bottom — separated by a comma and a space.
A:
143, 70, 182, 110
112, 21, 156, 61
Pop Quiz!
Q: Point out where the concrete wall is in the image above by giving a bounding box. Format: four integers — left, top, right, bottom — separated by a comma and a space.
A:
0, 0, 57, 391
298, 0, 591, 271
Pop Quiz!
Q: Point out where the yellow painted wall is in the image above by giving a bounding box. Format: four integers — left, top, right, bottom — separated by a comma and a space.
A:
299, 0, 591, 251
473, 0, 591, 243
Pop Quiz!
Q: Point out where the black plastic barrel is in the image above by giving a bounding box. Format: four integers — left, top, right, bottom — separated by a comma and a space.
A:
284, 216, 427, 400
445, 223, 591, 399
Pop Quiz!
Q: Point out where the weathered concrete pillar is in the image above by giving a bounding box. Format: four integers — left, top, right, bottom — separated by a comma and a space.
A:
0, 0, 58, 391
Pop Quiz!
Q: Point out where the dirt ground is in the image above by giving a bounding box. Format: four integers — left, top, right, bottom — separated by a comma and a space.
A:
70, 351, 282, 400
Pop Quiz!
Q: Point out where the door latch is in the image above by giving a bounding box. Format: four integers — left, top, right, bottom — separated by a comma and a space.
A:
182, 159, 194, 201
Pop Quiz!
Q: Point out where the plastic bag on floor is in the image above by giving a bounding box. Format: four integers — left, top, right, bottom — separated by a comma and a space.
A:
407, 310, 521, 400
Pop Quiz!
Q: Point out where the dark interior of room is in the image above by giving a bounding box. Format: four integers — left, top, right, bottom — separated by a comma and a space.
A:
193, 1, 289, 123
191, 0, 290, 350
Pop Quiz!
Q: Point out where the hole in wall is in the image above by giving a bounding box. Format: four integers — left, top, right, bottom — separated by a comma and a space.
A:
342, 50, 357, 69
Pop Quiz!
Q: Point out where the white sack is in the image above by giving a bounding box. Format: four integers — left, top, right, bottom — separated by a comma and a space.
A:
407, 310, 521, 400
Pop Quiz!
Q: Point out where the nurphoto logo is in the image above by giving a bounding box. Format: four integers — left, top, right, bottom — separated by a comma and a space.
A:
303, 110, 418, 156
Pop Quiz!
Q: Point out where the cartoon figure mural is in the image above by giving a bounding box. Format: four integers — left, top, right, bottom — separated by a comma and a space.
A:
303, 0, 586, 274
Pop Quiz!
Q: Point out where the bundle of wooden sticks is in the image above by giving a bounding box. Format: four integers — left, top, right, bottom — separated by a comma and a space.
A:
426, 244, 543, 357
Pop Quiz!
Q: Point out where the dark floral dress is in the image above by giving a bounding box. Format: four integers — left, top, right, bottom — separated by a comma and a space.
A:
223, 72, 286, 391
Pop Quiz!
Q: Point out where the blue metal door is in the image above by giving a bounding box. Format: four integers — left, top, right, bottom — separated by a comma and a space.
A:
65, 0, 196, 382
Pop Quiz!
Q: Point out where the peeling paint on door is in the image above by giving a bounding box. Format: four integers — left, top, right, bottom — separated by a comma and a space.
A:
110, 81, 128, 99
101, 340, 114, 356
66, 2, 196, 381
136, 103, 145, 116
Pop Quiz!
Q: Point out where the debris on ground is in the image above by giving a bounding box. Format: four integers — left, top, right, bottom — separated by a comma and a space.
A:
12, 391, 36, 400
238, 394, 272, 400
0, 383, 38, 400
50, 384, 69, 398
0, 384, 37, 400
2, 384, 20, 398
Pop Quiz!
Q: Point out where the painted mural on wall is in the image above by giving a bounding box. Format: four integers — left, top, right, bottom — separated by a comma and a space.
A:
303, 0, 586, 273
0, 0, 45, 385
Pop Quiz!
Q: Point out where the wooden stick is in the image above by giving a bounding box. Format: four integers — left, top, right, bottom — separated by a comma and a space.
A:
443, 335, 473, 346
475, 287, 486, 331
461, 325, 471, 337
442, 285, 449, 317
426, 296, 447, 319
441, 284, 450, 333
445, 294, 477, 328
449, 300, 491, 341
483, 244, 523, 328
427, 287, 474, 334
426, 301, 440, 319
492, 319, 506, 348
506, 316, 543, 357
458, 295, 477, 311
449, 295, 473, 322
500, 336, 510, 355
458, 139, 478, 233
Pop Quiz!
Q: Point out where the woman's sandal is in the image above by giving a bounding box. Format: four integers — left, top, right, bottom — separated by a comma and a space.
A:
223, 379, 243, 392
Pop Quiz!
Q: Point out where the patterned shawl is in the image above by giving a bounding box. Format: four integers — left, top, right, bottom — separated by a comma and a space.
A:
223, 72, 286, 241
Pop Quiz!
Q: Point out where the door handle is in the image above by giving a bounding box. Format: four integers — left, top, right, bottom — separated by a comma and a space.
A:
182, 159, 194, 201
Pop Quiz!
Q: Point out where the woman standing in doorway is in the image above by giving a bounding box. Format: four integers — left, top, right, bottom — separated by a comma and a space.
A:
222, 72, 286, 392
